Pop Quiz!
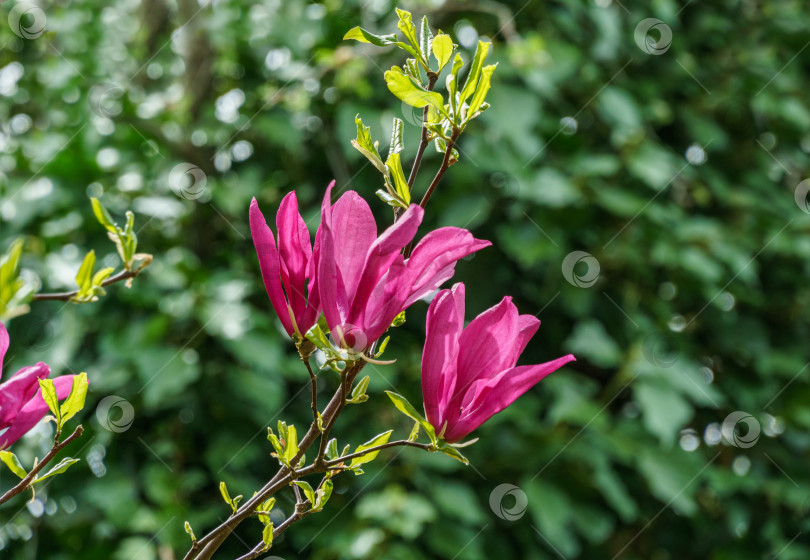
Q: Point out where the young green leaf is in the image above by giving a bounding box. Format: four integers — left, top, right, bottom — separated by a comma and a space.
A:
466, 64, 497, 121
375, 189, 409, 210
38, 378, 60, 425
325, 438, 339, 461
385, 153, 410, 206
313, 479, 333, 512
459, 41, 491, 103
385, 391, 436, 444
349, 375, 370, 404
384, 66, 446, 114
90, 197, 117, 232
31, 457, 80, 484
184, 521, 196, 543
343, 27, 398, 46
75, 251, 96, 293
220, 481, 233, 508
294, 480, 317, 505
432, 33, 454, 70
59, 372, 89, 429
351, 115, 387, 176
0, 450, 27, 479
396, 8, 419, 48
261, 522, 274, 551
0, 238, 28, 321
436, 442, 470, 465
281, 423, 299, 465
258, 497, 276, 524
349, 429, 393, 468
419, 15, 434, 64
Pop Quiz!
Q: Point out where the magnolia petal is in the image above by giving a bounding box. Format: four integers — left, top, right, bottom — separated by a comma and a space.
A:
250, 198, 294, 336
0, 374, 75, 449
0, 362, 51, 425
348, 204, 423, 322
445, 355, 576, 442
331, 191, 377, 302
403, 228, 491, 308
276, 191, 312, 328
421, 283, 465, 430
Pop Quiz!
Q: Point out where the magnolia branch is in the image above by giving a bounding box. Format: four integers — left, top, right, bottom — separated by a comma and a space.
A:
0, 425, 84, 505
184, 364, 366, 560
33, 265, 148, 302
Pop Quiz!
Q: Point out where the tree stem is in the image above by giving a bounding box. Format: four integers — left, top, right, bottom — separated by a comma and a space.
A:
33, 265, 148, 302
0, 425, 84, 505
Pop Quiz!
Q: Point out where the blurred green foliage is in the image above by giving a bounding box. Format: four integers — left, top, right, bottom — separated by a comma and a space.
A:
2, 0, 810, 559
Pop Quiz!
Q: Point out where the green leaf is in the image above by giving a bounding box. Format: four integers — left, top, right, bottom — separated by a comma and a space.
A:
313, 479, 333, 512
384, 66, 446, 114
325, 438, 339, 461
0, 238, 28, 321
385, 391, 437, 444
408, 421, 421, 442
375, 189, 409, 210
75, 251, 96, 292
184, 521, 196, 543
32, 457, 80, 484
396, 8, 418, 46
349, 375, 370, 404
294, 480, 317, 505
385, 152, 410, 206
436, 441, 470, 465
432, 33, 454, 70
261, 522, 274, 551
466, 64, 497, 121
92, 267, 115, 288
349, 429, 393, 468
59, 372, 89, 429
90, 197, 116, 232
391, 311, 406, 327
419, 15, 434, 64
283, 423, 299, 465
460, 41, 491, 103
351, 114, 387, 176
38, 378, 60, 425
343, 26, 398, 46
220, 481, 232, 507
258, 497, 276, 524
0, 450, 27, 479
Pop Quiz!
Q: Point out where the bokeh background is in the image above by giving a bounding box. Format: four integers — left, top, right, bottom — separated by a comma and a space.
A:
2, 0, 810, 558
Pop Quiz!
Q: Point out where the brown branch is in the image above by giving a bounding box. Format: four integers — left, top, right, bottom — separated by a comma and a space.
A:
185, 364, 366, 560
0, 425, 84, 505
33, 267, 145, 302
403, 128, 461, 258
302, 356, 319, 424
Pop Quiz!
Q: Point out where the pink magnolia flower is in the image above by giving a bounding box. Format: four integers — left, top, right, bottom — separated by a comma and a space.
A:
0, 323, 77, 449
250, 192, 321, 339
421, 283, 575, 443
317, 182, 490, 352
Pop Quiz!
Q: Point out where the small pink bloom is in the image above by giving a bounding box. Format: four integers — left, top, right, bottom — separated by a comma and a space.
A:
0, 323, 77, 449
421, 284, 575, 443
317, 182, 490, 352
250, 192, 321, 338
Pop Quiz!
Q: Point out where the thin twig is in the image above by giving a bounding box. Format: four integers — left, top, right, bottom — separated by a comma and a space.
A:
302, 356, 319, 424
0, 425, 84, 505
32, 267, 145, 302
403, 128, 461, 258
186, 364, 366, 560
326, 439, 432, 466
394, 72, 439, 223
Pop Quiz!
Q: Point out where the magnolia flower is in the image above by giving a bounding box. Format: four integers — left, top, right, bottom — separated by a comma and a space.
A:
421, 283, 575, 443
317, 182, 490, 352
0, 323, 76, 449
250, 192, 321, 339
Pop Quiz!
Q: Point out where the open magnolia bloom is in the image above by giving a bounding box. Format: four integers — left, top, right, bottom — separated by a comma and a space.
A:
421, 283, 575, 443
250, 191, 321, 339
0, 323, 76, 449
317, 182, 490, 353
